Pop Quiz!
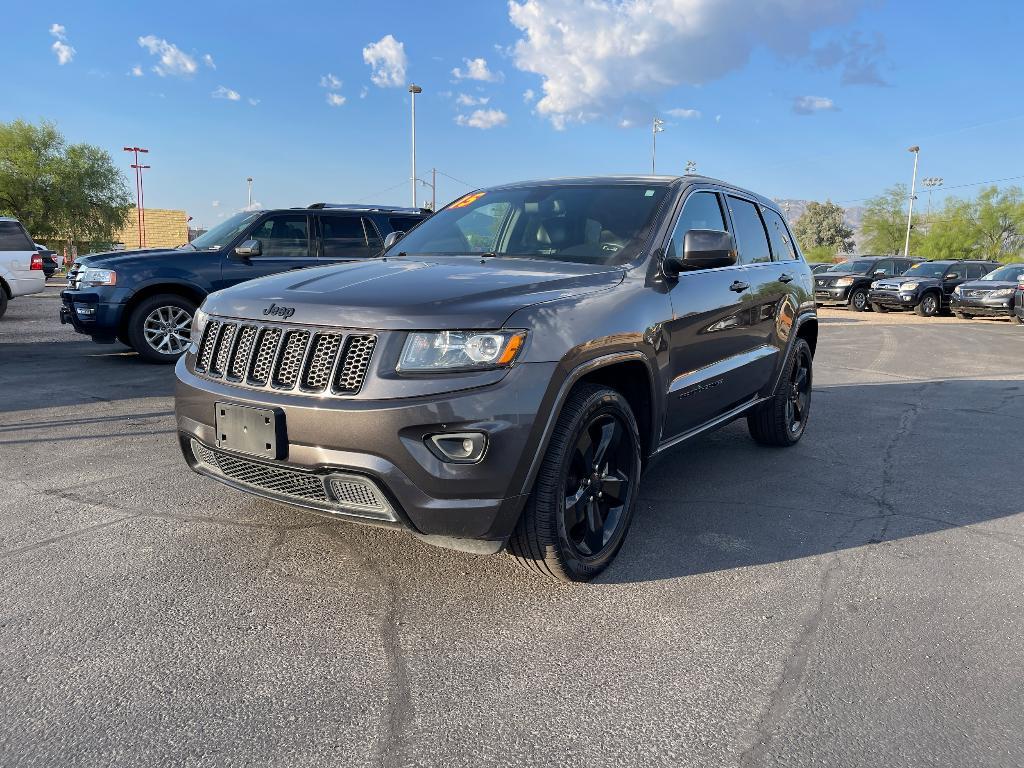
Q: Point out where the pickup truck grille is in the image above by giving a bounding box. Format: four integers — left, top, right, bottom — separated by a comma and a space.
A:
195, 318, 376, 395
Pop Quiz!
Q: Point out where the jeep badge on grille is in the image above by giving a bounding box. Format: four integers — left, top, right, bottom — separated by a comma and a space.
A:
263, 303, 296, 319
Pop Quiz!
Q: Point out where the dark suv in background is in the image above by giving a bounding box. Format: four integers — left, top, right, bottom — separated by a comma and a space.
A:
174, 175, 818, 582
868, 259, 999, 316
60, 204, 428, 362
814, 256, 921, 311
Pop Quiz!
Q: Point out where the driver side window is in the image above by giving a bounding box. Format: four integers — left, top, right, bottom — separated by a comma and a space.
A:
667, 192, 727, 263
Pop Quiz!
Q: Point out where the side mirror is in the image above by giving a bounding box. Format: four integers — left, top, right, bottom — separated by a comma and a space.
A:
383, 231, 405, 251
664, 230, 737, 276
874, 269, 886, 276
945, 272, 960, 281
232, 239, 261, 260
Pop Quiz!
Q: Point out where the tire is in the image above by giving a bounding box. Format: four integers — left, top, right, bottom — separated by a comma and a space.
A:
848, 288, 869, 312
509, 383, 642, 582
1012, 312, 1024, 325
0, 289, 7, 320
871, 302, 888, 313
954, 311, 971, 320
126, 293, 196, 363
747, 338, 813, 447
914, 292, 939, 317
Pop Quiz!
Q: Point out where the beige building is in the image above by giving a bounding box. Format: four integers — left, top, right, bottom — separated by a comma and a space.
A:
115, 208, 189, 250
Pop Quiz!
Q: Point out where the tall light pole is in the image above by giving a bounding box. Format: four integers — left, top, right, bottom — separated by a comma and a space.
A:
246, 177, 253, 209
123, 146, 150, 248
651, 118, 665, 174
922, 176, 943, 216
903, 145, 920, 257
685, 160, 697, 175
408, 84, 422, 208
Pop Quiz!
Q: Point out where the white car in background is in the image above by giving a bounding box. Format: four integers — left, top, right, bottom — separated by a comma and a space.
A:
0, 216, 45, 319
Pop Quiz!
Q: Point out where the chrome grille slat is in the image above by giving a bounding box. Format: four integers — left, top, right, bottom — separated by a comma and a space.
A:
193, 317, 376, 396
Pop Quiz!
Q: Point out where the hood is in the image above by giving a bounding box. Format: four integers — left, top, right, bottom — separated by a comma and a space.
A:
78, 247, 184, 267
881, 275, 939, 285
958, 279, 1019, 290
202, 255, 625, 330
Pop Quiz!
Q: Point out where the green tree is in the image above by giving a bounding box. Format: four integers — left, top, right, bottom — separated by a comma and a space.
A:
917, 197, 978, 260
791, 200, 854, 258
860, 184, 920, 255
0, 119, 131, 249
916, 185, 1024, 262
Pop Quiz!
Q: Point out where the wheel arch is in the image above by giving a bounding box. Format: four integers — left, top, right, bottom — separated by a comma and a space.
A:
0, 276, 11, 299
118, 282, 206, 339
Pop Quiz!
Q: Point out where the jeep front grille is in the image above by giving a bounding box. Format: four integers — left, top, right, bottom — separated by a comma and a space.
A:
190, 439, 396, 522
194, 319, 376, 395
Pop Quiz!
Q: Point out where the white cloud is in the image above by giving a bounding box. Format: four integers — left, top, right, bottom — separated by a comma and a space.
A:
138, 35, 198, 77
326, 92, 346, 107
362, 34, 407, 88
456, 93, 490, 107
129, 65, 144, 77
202, 53, 215, 69
49, 24, 67, 40
813, 32, 888, 86
52, 40, 75, 65
792, 95, 838, 114
212, 85, 241, 101
452, 57, 502, 82
523, 88, 536, 103
359, 86, 369, 99
211, 200, 220, 207
320, 73, 342, 90
455, 108, 508, 129
248, 97, 260, 106
715, 114, 722, 123
509, 0, 863, 127
667, 108, 701, 119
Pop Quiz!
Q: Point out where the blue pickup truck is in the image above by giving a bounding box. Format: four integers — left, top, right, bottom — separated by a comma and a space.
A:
60, 204, 428, 362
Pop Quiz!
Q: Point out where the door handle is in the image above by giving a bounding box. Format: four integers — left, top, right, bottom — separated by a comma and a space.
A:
730, 281, 750, 293
778, 273, 794, 283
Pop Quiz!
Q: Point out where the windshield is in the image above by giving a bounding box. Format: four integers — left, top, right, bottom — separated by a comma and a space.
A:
904, 262, 948, 278
981, 264, 1024, 282
187, 212, 260, 250
828, 259, 876, 274
389, 183, 671, 265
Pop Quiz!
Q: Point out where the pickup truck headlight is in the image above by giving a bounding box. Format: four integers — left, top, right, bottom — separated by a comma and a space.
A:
79, 267, 117, 287
900, 282, 919, 291
989, 287, 1015, 297
190, 308, 209, 349
398, 330, 527, 372
834, 277, 854, 287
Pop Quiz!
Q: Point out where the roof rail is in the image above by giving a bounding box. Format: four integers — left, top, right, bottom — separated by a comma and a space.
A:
307, 203, 431, 214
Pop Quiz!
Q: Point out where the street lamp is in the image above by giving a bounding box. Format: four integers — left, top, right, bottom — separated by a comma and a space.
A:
123, 146, 150, 249
651, 118, 665, 174
904, 145, 920, 257
246, 177, 254, 209
922, 176, 943, 215
408, 84, 423, 208
685, 160, 697, 175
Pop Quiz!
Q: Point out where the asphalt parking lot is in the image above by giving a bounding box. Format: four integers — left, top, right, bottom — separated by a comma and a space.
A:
2, 285, 1023, 768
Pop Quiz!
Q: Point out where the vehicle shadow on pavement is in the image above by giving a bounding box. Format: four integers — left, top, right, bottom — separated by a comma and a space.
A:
598, 378, 1024, 585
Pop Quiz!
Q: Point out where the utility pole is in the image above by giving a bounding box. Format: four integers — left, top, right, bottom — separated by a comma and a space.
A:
123, 146, 150, 248
408, 84, 422, 208
651, 118, 665, 174
431, 167, 436, 211
904, 145, 920, 257
246, 177, 254, 209
922, 176, 943, 216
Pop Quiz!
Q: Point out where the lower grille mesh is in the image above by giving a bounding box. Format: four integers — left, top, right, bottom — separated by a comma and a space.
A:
193, 440, 328, 502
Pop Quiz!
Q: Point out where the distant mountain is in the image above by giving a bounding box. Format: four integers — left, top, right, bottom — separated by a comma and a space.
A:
774, 199, 866, 253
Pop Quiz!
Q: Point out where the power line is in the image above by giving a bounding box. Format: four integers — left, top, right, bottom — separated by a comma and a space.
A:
434, 169, 474, 188
835, 174, 1024, 204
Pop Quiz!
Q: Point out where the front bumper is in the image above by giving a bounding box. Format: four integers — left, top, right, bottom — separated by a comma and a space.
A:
813, 285, 852, 305
867, 289, 919, 309
59, 290, 124, 341
175, 357, 558, 547
950, 295, 1013, 316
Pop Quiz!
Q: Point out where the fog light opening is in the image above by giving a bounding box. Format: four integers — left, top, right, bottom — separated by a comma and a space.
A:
427, 432, 488, 464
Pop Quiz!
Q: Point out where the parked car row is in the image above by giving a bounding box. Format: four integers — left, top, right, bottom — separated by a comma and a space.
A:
813, 256, 1023, 322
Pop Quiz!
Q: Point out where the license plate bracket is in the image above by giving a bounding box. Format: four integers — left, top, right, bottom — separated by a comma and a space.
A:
215, 402, 285, 459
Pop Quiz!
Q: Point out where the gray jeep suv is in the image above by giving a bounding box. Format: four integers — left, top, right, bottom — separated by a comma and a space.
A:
174, 176, 818, 581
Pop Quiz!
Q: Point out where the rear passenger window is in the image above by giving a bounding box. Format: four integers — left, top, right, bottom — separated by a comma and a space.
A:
762, 209, 797, 261
321, 216, 367, 258
667, 191, 726, 263
0, 221, 34, 251
388, 216, 423, 233
728, 197, 772, 264
965, 264, 984, 280
896, 260, 914, 275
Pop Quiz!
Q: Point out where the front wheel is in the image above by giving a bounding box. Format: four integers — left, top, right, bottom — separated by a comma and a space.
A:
1011, 312, 1024, 325
915, 292, 940, 317
747, 338, 813, 447
509, 384, 641, 582
126, 294, 196, 363
849, 288, 869, 312
871, 302, 888, 313
954, 311, 971, 320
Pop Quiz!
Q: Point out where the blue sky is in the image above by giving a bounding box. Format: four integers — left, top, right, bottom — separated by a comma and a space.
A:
4, 0, 1024, 229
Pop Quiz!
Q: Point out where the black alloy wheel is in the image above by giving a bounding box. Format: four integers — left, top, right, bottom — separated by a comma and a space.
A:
748, 337, 813, 447
509, 384, 641, 582
849, 288, 869, 311
785, 346, 812, 436
915, 292, 939, 317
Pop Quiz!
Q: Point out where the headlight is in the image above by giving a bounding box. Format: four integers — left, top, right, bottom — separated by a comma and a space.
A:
952, 286, 962, 294
870, 281, 879, 289
398, 330, 527, 372
80, 267, 116, 287
834, 277, 854, 287
190, 308, 209, 349
900, 282, 919, 291
990, 287, 1015, 297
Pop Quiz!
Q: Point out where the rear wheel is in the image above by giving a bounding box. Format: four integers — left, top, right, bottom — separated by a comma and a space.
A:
954, 311, 971, 320
509, 384, 641, 582
849, 288, 869, 312
1012, 312, 1023, 325
915, 292, 939, 317
126, 294, 196, 363
747, 338, 813, 447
